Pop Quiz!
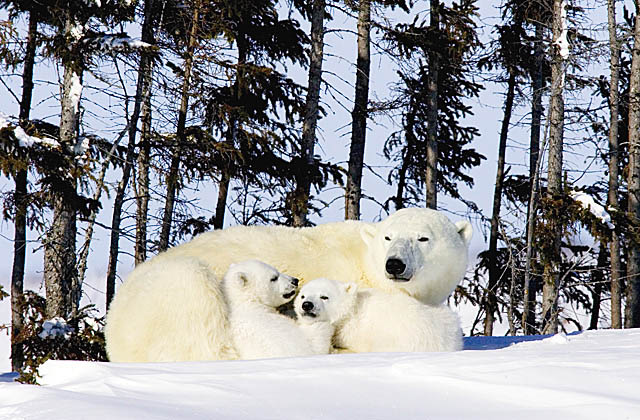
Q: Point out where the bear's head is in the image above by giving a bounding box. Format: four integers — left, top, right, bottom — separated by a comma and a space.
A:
360, 208, 472, 305
294, 278, 358, 325
223, 260, 299, 307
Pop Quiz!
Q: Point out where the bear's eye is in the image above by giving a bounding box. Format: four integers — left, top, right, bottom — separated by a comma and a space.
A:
270, 276, 279, 282
300, 295, 305, 299
418, 237, 429, 242
384, 236, 391, 241
320, 296, 329, 300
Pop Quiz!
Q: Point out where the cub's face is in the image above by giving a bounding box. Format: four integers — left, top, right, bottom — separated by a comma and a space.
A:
294, 278, 358, 324
360, 208, 472, 304
225, 260, 299, 307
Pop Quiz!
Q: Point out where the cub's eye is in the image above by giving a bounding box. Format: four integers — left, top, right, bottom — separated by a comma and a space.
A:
300, 295, 305, 299
320, 296, 329, 300
270, 276, 279, 282
418, 237, 429, 242
384, 236, 391, 241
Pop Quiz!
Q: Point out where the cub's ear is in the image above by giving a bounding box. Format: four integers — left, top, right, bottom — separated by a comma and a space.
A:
343, 282, 359, 295
455, 220, 473, 247
233, 272, 248, 287
360, 224, 377, 246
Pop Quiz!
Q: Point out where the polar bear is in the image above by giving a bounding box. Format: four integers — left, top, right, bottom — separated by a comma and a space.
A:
224, 260, 314, 360
296, 278, 462, 353
105, 208, 471, 360
294, 278, 359, 354
105, 256, 236, 362
155, 207, 472, 305
335, 288, 463, 353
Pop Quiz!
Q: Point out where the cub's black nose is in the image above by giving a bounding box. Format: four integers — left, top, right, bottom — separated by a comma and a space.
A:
291, 278, 299, 287
386, 258, 406, 275
302, 301, 314, 312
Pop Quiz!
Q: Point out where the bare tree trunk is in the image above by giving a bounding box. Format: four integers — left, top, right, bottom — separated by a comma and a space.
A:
292, 0, 325, 227
159, 1, 200, 250
214, 169, 231, 230
345, 0, 371, 220
541, 0, 567, 335
135, 93, 152, 264
589, 243, 607, 330
607, 0, 622, 329
626, 3, 640, 328
393, 110, 416, 210
214, 32, 249, 230
105, 0, 157, 308
484, 69, 516, 336
44, 15, 82, 319
530, 23, 544, 190
11, 11, 37, 372
523, 22, 545, 335
425, 0, 440, 210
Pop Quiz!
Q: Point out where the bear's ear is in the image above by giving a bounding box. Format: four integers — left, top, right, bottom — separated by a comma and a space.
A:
344, 282, 358, 295
455, 220, 473, 246
360, 224, 377, 246
233, 272, 248, 287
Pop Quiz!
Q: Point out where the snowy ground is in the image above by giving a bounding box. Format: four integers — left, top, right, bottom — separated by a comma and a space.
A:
1, 329, 639, 420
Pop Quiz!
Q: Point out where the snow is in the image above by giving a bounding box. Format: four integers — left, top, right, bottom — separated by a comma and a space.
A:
73, 136, 90, 155
69, 71, 83, 115
69, 23, 85, 41
38, 318, 73, 340
570, 191, 612, 225
96, 35, 154, 52
555, 0, 570, 60
1, 329, 639, 419
14, 126, 58, 149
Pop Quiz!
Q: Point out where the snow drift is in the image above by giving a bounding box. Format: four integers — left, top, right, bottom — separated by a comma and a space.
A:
1, 329, 639, 419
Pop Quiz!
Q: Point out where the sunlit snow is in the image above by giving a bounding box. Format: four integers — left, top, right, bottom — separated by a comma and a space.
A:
570, 191, 612, 225
97, 35, 153, 51
1, 329, 639, 419
555, 0, 570, 60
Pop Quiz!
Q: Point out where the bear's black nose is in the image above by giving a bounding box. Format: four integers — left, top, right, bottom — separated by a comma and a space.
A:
291, 278, 299, 287
386, 258, 406, 275
302, 301, 314, 312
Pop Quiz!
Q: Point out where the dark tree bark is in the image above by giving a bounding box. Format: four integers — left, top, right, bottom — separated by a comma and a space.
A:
44, 15, 83, 319
424, 0, 440, 210
393, 109, 416, 210
523, 22, 545, 335
589, 243, 607, 330
135, 92, 152, 265
625, 3, 640, 328
345, 0, 371, 220
11, 10, 37, 372
159, 0, 200, 249
106, 0, 157, 308
530, 23, 544, 189
541, 0, 567, 335
213, 31, 249, 230
292, 0, 325, 227
607, 0, 622, 329
484, 69, 516, 336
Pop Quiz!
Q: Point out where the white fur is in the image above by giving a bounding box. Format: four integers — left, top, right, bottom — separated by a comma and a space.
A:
294, 278, 359, 354
105, 256, 236, 362
223, 260, 315, 360
105, 208, 471, 360
336, 288, 463, 353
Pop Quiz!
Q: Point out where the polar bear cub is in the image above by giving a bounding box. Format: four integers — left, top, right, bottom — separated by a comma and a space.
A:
294, 278, 359, 354
224, 260, 315, 360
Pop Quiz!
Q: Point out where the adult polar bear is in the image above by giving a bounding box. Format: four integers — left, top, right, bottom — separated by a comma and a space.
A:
105, 208, 472, 362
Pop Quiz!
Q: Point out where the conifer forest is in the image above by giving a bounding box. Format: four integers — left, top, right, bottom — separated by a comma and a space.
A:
1, 0, 640, 377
